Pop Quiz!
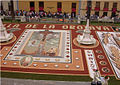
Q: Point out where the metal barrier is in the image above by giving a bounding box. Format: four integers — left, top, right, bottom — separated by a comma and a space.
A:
2, 16, 120, 24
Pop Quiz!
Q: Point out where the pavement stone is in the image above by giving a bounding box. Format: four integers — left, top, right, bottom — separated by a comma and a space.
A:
1, 78, 91, 85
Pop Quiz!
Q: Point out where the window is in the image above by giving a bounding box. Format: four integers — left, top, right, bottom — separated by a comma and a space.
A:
95, 2, 100, 11
72, 3, 76, 17
57, 2, 62, 8
39, 2, 44, 7
39, 2, 44, 11
72, 3, 76, 12
113, 3, 117, 8
30, 2, 34, 7
95, 12, 99, 16
30, 2, 34, 11
72, 3, 76, 8
95, 1, 100, 16
112, 2, 117, 12
104, 2, 109, 8
103, 2, 109, 11
111, 3, 117, 17
103, 12, 107, 16
111, 12, 116, 17
57, 2, 62, 12
96, 2, 100, 8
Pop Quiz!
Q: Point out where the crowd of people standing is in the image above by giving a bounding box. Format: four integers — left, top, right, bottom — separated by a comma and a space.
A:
1, 10, 76, 19
1, 9, 120, 23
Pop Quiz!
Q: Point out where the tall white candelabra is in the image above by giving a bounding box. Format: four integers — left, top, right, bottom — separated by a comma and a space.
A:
0, 18, 13, 42
77, 19, 96, 45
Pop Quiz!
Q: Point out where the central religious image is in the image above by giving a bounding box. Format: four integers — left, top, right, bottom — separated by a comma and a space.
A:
4, 29, 71, 63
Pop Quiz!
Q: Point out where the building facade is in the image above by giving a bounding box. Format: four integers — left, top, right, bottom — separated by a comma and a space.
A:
1, 0, 120, 17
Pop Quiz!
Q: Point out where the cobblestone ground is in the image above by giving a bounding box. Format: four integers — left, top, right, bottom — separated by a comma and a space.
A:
1, 78, 91, 85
